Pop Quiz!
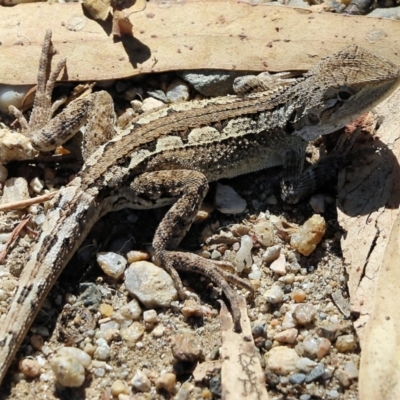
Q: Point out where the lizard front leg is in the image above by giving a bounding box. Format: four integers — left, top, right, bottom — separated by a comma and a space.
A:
130, 170, 252, 332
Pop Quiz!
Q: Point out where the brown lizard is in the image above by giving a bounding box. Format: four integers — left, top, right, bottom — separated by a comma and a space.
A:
0, 30, 399, 386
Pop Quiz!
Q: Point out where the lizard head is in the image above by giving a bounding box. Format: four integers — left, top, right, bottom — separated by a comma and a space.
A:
290, 45, 400, 141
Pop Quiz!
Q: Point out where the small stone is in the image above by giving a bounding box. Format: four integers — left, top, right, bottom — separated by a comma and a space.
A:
99, 303, 114, 317
291, 289, 306, 303
152, 324, 165, 337
264, 285, 284, 304
215, 183, 246, 214
166, 79, 190, 103
19, 359, 41, 378
131, 370, 151, 392
269, 253, 287, 276
2, 177, 30, 203
289, 373, 306, 385
171, 332, 203, 362
0, 131, 38, 163
335, 368, 351, 388
303, 336, 331, 360
252, 220, 274, 247
155, 372, 177, 394
111, 379, 129, 396
30, 334, 44, 350
282, 309, 296, 329
56, 347, 92, 368
29, 177, 44, 194
248, 264, 261, 280
317, 322, 340, 341
335, 334, 356, 352
326, 389, 340, 399
262, 245, 281, 263
290, 214, 326, 256
305, 363, 325, 383
235, 235, 253, 273
94, 338, 110, 361
97, 252, 127, 279
141, 97, 164, 112
344, 361, 359, 379
120, 299, 142, 320
296, 357, 317, 373
274, 328, 298, 344
143, 309, 158, 324
181, 299, 205, 318
124, 261, 178, 308
293, 304, 317, 325
50, 355, 86, 387
266, 346, 299, 375
121, 321, 145, 344
126, 250, 150, 263
309, 194, 326, 214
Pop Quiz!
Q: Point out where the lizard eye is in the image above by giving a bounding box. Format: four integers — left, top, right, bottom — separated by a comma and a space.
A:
307, 113, 320, 126
337, 88, 354, 102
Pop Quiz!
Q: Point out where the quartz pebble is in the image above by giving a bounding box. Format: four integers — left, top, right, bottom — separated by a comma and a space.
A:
143, 309, 158, 324
235, 235, 253, 273
0, 131, 38, 163
181, 299, 205, 318
141, 97, 164, 112
94, 338, 111, 361
50, 355, 86, 387
293, 304, 317, 325
262, 245, 281, 263
215, 183, 247, 214
264, 285, 284, 304
19, 359, 41, 378
274, 328, 298, 344
2, 177, 30, 203
171, 332, 203, 362
111, 379, 129, 396
131, 370, 151, 392
269, 253, 287, 276
166, 79, 190, 103
126, 250, 150, 263
252, 220, 274, 247
335, 334, 356, 352
303, 336, 331, 360
29, 177, 44, 194
121, 321, 145, 344
120, 299, 142, 320
296, 357, 317, 373
289, 373, 306, 385
291, 289, 306, 303
305, 363, 325, 383
266, 346, 299, 375
97, 252, 127, 279
290, 214, 326, 256
155, 372, 177, 394
56, 347, 92, 368
124, 261, 178, 308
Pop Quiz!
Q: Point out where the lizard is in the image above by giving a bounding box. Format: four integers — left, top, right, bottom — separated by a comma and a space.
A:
0, 29, 399, 387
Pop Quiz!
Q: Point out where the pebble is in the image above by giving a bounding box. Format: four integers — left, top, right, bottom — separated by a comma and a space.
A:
152, 324, 165, 337
97, 252, 127, 279
235, 235, 253, 273
141, 97, 164, 112
124, 261, 178, 308
215, 183, 247, 214
50, 355, 86, 387
335, 368, 351, 388
94, 338, 111, 361
171, 332, 203, 362
99, 303, 114, 317
178, 70, 245, 97
291, 289, 306, 303
269, 253, 287, 276
155, 372, 177, 394
2, 177, 30, 203
264, 285, 284, 304
266, 346, 299, 375
56, 347, 92, 369
121, 321, 145, 344
252, 220, 274, 247
29, 177, 44, 194
131, 370, 151, 392
296, 357, 317, 373
166, 79, 190, 103
30, 334, 44, 350
289, 373, 306, 385
305, 363, 325, 383
282, 309, 296, 329
262, 245, 281, 263
335, 334, 356, 352
274, 328, 298, 344
317, 322, 340, 341
326, 389, 340, 399
19, 359, 41, 378
181, 299, 205, 318
111, 379, 129, 396
126, 250, 150, 263
303, 336, 331, 360
143, 309, 158, 324
309, 194, 326, 214
344, 361, 359, 379
0, 131, 38, 163
293, 304, 317, 325
290, 214, 326, 256
120, 299, 142, 320
248, 264, 261, 280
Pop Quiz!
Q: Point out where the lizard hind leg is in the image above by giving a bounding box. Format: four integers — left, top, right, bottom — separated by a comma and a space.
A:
130, 169, 249, 332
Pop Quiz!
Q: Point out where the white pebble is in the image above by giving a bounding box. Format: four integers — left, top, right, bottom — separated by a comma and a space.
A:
269, 253, 287, 276
143, 309, 158, 323
235, 235, 253, 273
56, 347, 92, 369
131, 370, 151, 392
215, 183, 246, 214
264, 285, 284, 304
29, 177, 44, 194
262, 245, 281, 263
120, 299, 142, 320
266, 346, 299, 375
97, 252, 127, 279
121, 322, 145, 344
50, 356, 86, 387
94, 338, 110, 361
